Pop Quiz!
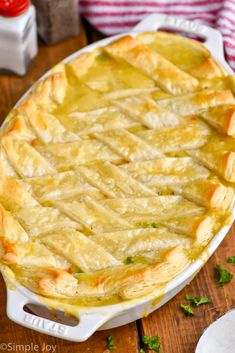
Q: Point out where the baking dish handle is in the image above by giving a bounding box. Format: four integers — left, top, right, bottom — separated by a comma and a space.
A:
7, 288, 115, 342
133, 13, 231, 72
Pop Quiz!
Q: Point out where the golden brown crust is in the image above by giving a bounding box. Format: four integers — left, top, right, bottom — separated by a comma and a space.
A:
16, 246, 189, 300
221, 151, 235, 182
163, 215, 212, 245
0, 237, 17, 264
157, 90, 235, 115
18, 68, 68, 119
106, 35, 199, 95
188, 149, 235, 183
227, 109, 235, 136
0, 177, 39, 211
193, 216, 213, 244
0, 204, 28, 242
201, 105, 235, 137
190, 58, 226, 79
1, 114, 36, 142
172, 180, 234, 210
0, 30, 234, 309
68, 50, 99, 78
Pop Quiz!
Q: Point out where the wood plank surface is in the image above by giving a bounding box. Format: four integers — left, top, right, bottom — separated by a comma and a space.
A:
0, 20, 235, 353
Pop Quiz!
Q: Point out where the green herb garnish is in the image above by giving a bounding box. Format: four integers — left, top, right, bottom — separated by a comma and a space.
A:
142, 335, 161, 352
180, 304, 194, 316
107, 335, 116, 351
139, 349, 146, 353
216, 264, 233, 287
150, 223, 161, 228
185, 294, 211, 307
227, 256, 235, 264
124, 256, 135, 264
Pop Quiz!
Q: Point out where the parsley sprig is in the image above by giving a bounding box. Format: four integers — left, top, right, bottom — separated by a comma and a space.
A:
185, 294, 211, 307
180, 304, 194, 316
107, 335, 116, 351
216, 264, 233, 287
227, 256, 235, 264
124, 256, 135, 264
150, 223, 161, 228
142, 335, 161, 352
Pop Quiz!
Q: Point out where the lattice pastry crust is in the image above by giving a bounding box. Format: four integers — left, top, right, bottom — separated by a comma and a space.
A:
0, 32, 235, 306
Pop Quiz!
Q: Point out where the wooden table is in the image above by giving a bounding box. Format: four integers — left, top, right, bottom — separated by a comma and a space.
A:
0, 20, 235, 353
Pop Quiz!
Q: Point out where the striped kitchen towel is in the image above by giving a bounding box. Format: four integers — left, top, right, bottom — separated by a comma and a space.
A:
80, 0, 235, 71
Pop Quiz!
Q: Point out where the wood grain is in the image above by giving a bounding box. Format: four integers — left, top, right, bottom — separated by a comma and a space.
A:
0, 20, 235, 353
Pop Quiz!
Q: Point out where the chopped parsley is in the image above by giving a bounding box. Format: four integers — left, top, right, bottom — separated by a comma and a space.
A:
107, 335, 116, 351
139, 349, 146, 353
185, 294, 211, 307
180, 304, 194, 316
150, 223, 161, 228
227, 256, 235, 264
216, 264, 233, 287
124, 256, 135, 264
142, 335, 161, 352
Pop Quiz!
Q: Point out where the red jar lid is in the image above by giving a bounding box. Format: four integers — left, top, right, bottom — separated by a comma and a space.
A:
0, 0, 30, 17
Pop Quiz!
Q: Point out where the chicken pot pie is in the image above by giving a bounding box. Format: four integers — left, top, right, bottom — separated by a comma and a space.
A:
0, 32, 235, 307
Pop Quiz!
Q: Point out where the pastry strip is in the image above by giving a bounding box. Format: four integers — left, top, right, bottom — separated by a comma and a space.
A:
77, 161, 155, 198
106, 35, 199, 95
68, 48, 155, 92
113, 96, 179, 129
24, 110, 78, 144
42, 230, 121, 272
54, 195, 133, 234
189, 149, 235, 182
121, 157, 209, 186
172, 180, 234, 210
94, 129, 163, 162
2, 137, 56, 177
38, 140, 123, 170
136, 123, 210, 152
92, 227, 190, 261
157, 90, 235, 115
16, 206, 81, 237
102, 196, 204, 223
162, 216, 213, 245
137, 32, 225, 79
0, 204, 28, 242
0, 238, 69, 269
59, 107, 138, 136
200, 105, 235, 137
0, 178, 39, 211
21, 171, 101, 202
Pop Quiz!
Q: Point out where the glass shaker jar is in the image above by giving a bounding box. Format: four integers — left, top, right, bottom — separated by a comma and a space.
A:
0, 0, 38, 75
32, 0, 80, 45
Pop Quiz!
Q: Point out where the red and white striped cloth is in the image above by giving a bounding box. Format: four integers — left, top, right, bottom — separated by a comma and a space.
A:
80, 0, 235, 71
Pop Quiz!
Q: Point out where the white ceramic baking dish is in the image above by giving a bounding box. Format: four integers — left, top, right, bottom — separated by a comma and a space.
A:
1, 13, 234, 342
